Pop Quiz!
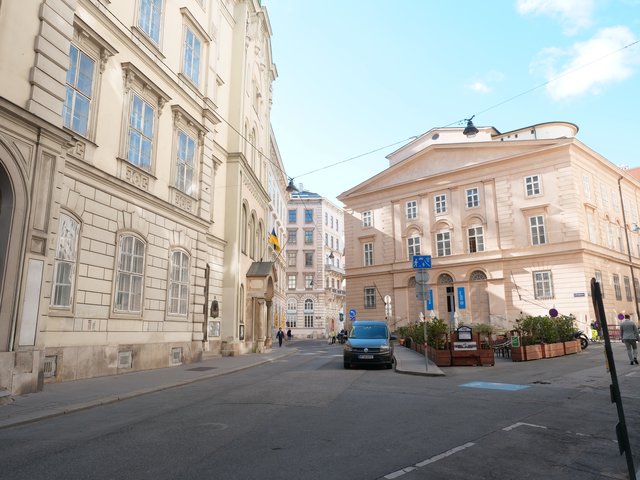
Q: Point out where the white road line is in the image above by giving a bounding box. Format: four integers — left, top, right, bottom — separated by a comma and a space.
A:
502, 422, 547, 431
384, 442, 475, 479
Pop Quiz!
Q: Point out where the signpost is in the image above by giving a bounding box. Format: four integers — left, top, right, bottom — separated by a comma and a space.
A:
412, 255, 432, 372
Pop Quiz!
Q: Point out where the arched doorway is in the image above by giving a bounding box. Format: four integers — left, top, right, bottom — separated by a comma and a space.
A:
469, 270, 490, 324
437, 273, 455, 329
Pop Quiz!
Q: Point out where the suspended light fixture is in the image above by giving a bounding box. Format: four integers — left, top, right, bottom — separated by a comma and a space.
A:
462, 115, 479, 137
286, 178, 298, 193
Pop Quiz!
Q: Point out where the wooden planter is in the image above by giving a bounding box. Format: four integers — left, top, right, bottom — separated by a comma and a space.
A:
543, 342, 565, 358
512, 344, 544, 362
563, 339, 581, 355
427, 345, 452, 366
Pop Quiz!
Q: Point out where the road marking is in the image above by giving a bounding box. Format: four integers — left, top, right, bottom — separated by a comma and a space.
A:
502, 422, 547, 431
460, 381, 529, 391
384, 442, 475, 479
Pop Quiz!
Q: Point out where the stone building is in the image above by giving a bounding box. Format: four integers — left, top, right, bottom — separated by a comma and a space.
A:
338, 121, 640, 334
0, 0, 284, 395
285, 188, 346, 338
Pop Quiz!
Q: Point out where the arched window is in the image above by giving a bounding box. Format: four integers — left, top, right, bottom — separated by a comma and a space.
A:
241, 204, 247, 254
470, 270, 487, 281
438, 273, 454, 284
304, 298, 314, 328
115, 234, 146, 313
51, 212, 80, 307
168, 250, 190, 315
249, 214, 255, 259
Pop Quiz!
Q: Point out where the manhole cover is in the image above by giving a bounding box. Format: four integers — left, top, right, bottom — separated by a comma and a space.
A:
186, 366, 217, 372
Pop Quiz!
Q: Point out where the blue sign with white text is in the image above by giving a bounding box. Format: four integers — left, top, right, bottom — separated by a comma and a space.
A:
457, 287, 466, 309
426, 289, 433, 310
412, 255, 432, 269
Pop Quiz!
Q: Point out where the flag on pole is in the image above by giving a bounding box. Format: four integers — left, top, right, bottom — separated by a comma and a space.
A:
268, 228, 281, 252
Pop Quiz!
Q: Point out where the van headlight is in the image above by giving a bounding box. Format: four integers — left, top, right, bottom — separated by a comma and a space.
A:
379, 344, 390, 351
344, 344, 352, 352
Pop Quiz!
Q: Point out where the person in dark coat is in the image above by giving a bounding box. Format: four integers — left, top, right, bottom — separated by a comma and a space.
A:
276, 328, 285, 347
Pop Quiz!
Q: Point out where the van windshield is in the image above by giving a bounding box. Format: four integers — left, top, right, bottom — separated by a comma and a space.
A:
350, 325, 388, 339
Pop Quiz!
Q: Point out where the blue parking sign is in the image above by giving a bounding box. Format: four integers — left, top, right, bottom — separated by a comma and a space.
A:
349, 308, 356, 319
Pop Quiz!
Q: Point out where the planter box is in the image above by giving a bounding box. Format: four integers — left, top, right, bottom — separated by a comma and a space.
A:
563, 339, 581, 355
543, 342, 565, 358
512, 344, 544, 362
427, 346, 452, 366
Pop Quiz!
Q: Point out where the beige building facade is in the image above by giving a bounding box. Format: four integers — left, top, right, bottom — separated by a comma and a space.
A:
338, 122, 640, 335
285, 188, 346, 338
0, 0, 283, 396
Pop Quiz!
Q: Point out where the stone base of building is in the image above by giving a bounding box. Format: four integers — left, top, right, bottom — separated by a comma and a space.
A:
42, 341, 204, 384
0, 349, 44, 397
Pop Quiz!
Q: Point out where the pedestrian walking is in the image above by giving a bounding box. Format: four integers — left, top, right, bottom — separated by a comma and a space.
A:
620, 314, 639, 365
276, 327, 285, 347
286, 329, 292, 341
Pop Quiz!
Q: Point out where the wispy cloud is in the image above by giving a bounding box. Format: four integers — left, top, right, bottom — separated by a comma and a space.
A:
530, 26, 639, 100
466, 71, 505, 94
516, 0, 596, 35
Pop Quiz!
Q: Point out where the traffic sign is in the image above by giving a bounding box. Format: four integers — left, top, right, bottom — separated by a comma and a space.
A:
349, 308, 356, 319
412, 255, 432, 269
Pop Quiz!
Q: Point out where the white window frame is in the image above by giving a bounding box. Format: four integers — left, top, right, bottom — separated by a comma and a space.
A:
362, 210, 372, 228
436, 231, 451, 257
529, 215, 546, 245
168, 250, 189, 316
406, 200, 417, 220
138, 0, 164, 45
182, 26, 202, 86
407, 236, 421, 257
287, 275, 296, 289
114, 234, 146, 314
51, 213, 80, 308
613, 273, 622, 301
304, 230, 313, 245
466, 187, 479, 208
64, 44, 96, 137
364, 287, 376, 308
434, 194, 447, 214
525, 174, 542, 197
305, 274, 314, 289
533, 270, 553, 300
363, 242, 374, 266
468, 226, 485, 253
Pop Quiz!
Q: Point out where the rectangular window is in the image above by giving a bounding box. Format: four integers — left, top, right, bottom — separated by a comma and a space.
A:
138, 0, 163, 44
287, 275, 296, 289
182, 27, 201, 85
465, 187, 479, 208
586, 211, 596, 243
624, 276, 632, 301
436, 231, 451, 257
533, 270, 553, 300
468, 226, 485, 253
175, 130, 196, 194
325, 212, 328, 225
635, 278, 640, 302
63, 44, 95, 136
525, 175, 541, 197
406, 200, 417, 219
287, 229, 297, 245
168, 250, 189, 315
529, 215, 546, 245
305, 275, 314, 289
407, 236, 421, 257
287, 251, 296, 267
305, 252, 313, 267
363, 242, 373, 266
51, 213, 80, 307
613, 274, 622, 301
128, 93, 155, 171
362, 210, 372, 227
434, 194, 447, 214
364, 287, 376, 308
288, 209, 297, 223
601, 184, 609, 208
304, 230, 313, 245
595, 270, 604, 298
304, 315, 314, 328
305, 209, 313, 223
115, 235, 145, 313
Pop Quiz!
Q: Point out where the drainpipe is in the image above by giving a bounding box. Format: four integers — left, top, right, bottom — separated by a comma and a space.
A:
618, 176, 640, 321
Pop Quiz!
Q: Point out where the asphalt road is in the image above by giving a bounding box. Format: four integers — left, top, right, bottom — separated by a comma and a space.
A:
0, 340, 638, 480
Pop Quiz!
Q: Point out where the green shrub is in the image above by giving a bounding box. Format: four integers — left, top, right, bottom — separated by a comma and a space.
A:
513, 314, 576, 345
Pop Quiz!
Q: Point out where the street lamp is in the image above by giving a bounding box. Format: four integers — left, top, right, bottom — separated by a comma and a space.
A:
462, 115, 479, 137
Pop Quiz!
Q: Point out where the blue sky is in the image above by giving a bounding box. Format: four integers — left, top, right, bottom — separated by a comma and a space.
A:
265, 0, 640, 205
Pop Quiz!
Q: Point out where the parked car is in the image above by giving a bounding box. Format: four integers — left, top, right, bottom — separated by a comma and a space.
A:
343, 320, 396, 369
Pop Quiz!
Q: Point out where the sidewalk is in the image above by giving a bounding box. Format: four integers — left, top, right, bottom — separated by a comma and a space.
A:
0, 341, 441, 430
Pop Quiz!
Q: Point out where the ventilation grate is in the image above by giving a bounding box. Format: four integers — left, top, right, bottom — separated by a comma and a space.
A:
43, 355, 57, 378
118, 351, 132, 369
171, 347, 183, 365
